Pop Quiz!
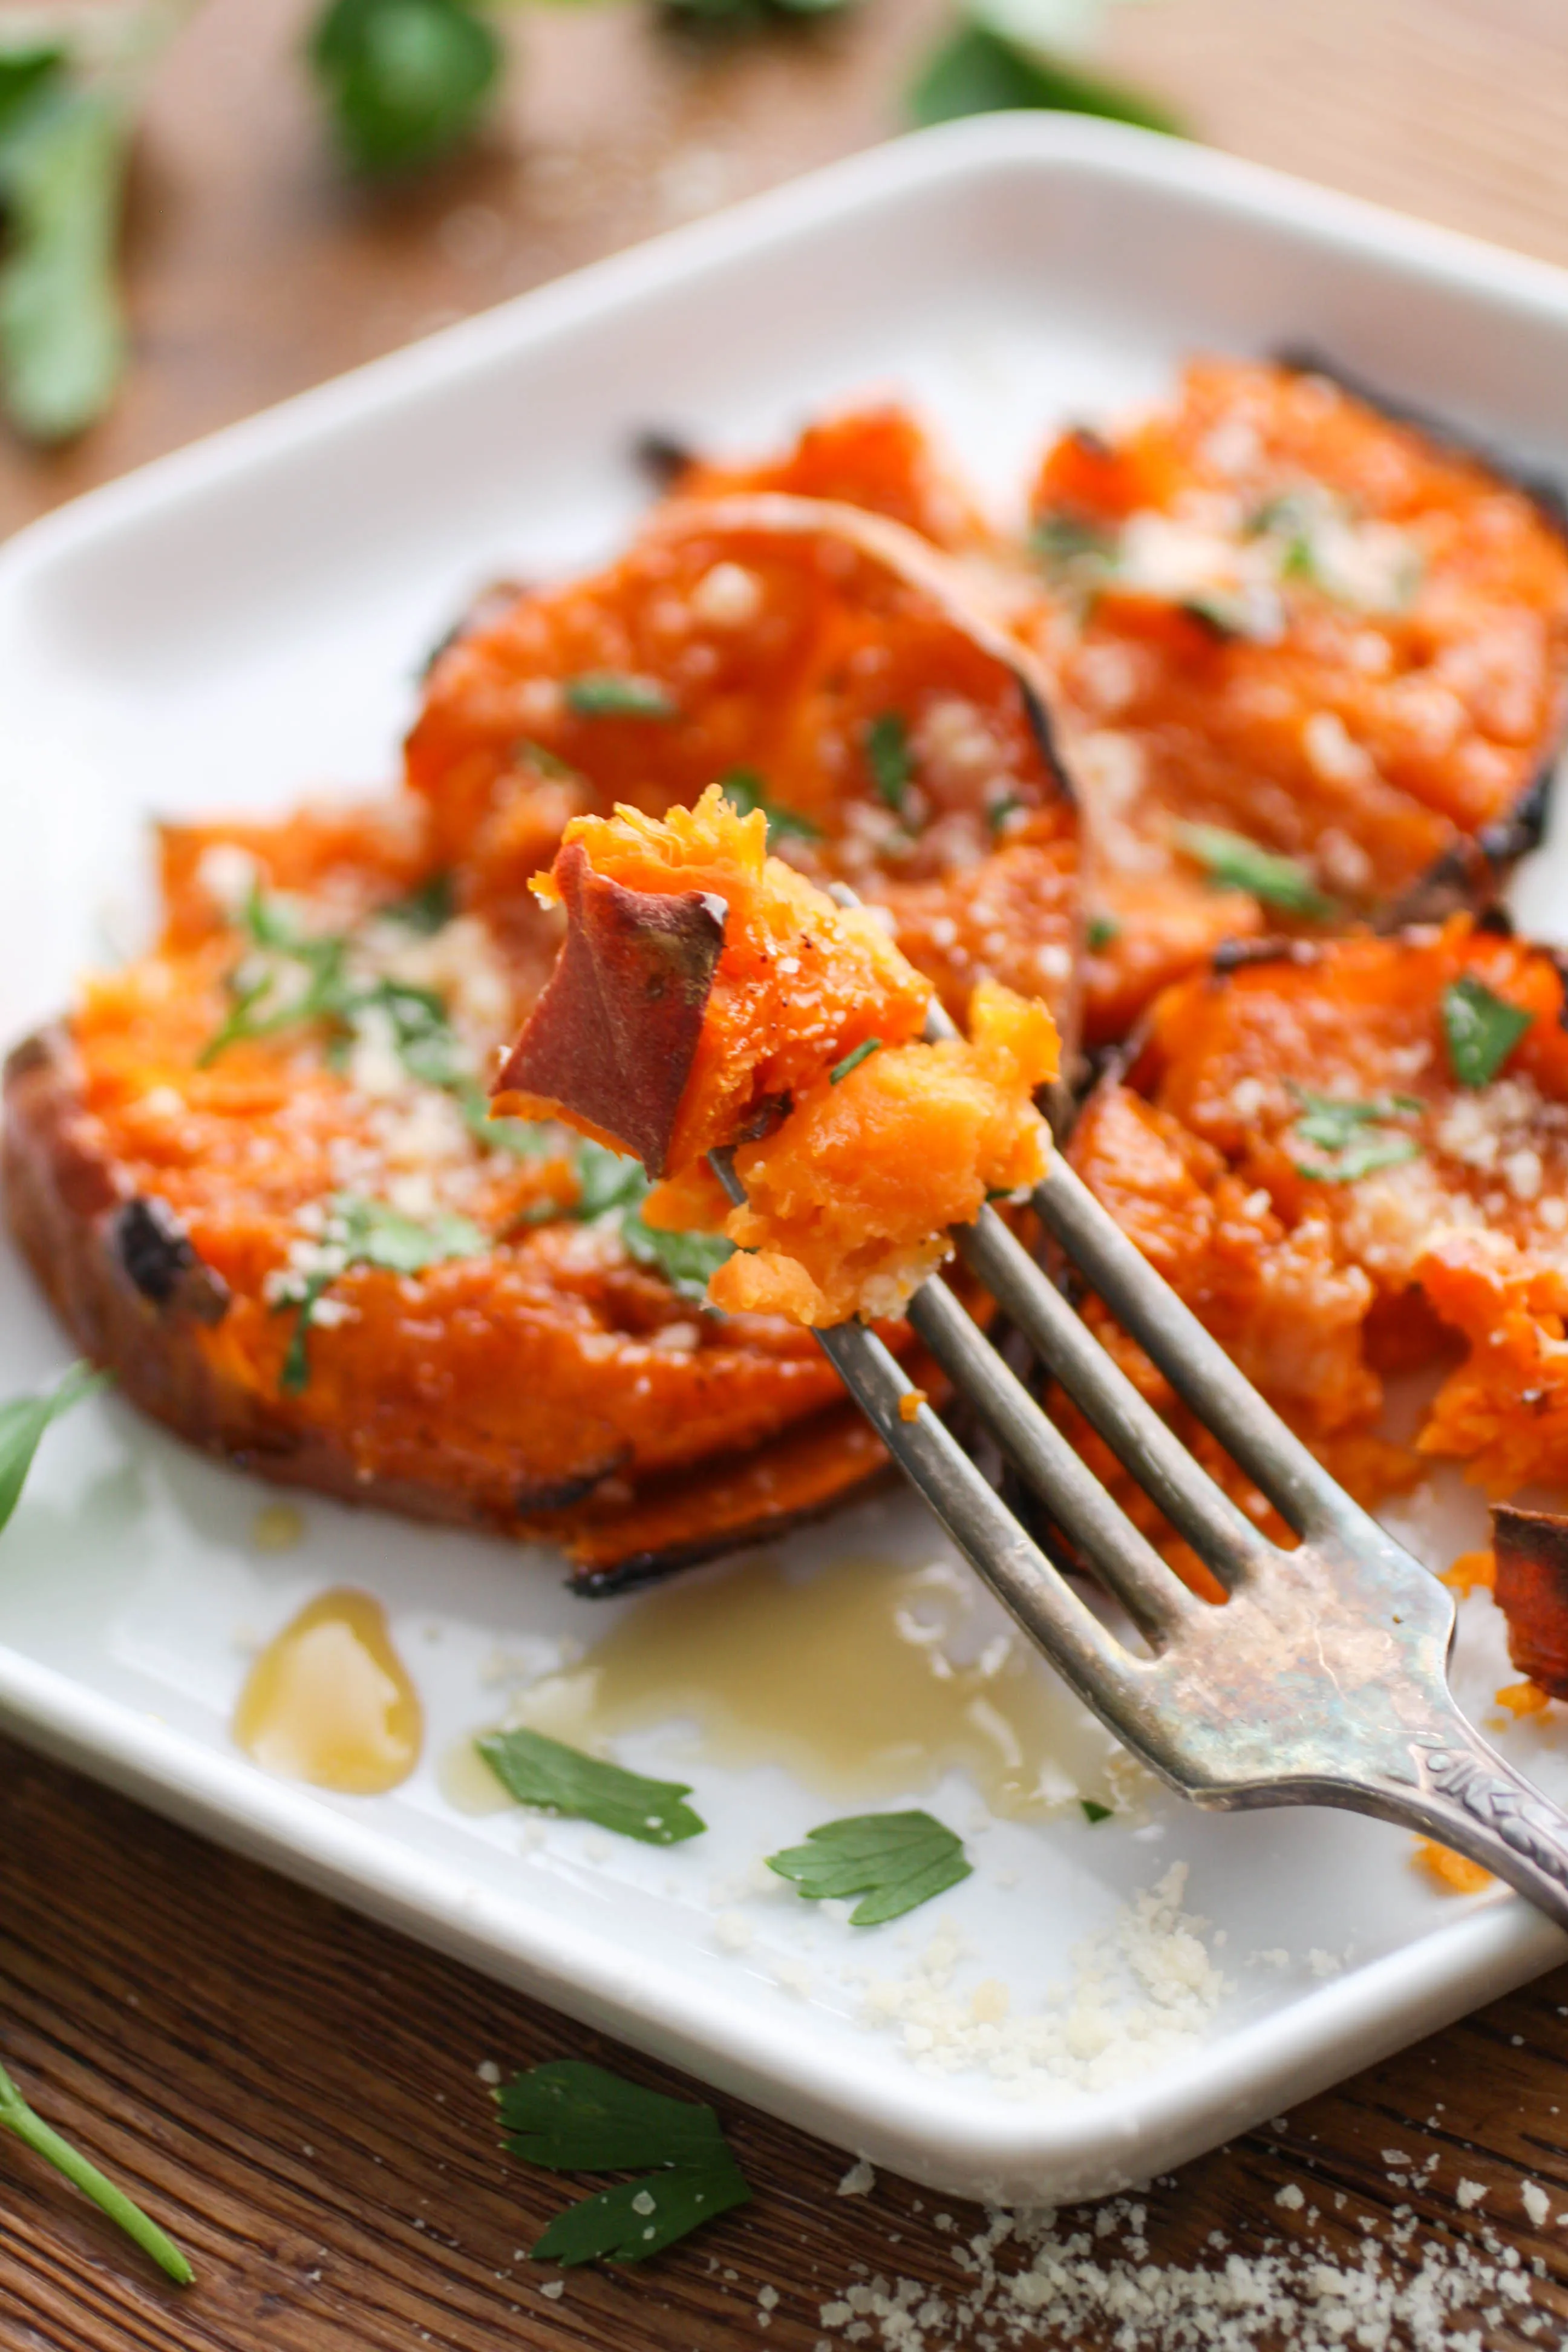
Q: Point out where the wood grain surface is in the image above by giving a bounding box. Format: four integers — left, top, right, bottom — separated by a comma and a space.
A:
6, 2, 1568, 2345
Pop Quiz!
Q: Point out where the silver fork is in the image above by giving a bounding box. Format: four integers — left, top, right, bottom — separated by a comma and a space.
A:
710, 993, 1568, 1930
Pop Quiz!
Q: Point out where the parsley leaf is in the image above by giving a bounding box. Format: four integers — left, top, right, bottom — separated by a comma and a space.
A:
531, 2160, 751, 2265
1086, 914, 1120, 952
381, 871, 456, 934
620, 1212, 733, 1299
1031, 511, 1119, 577
0, 73, 129, 445
1443, 975, 1534, 1090
0, 2057, 193, 2285
766, 1810, 972, 1926
571, 1139, 652, 1220
497, 2061, 729, 2172
496, 2060, 750, 2269
275, 1194, 487, 1392
563, 673, 678, 720
864, 712, 915, 815
1080, 1798, 1114, 1825
0, 1361, 106, 1536
829, 1037, 881, 1086
909, 21, 1180, 136
1288, 1088, 1423, 1184
476, 1728, 707, 1844
1176, 824, 1339, 919
309, 0, 500, 176
717, 768, 822, 844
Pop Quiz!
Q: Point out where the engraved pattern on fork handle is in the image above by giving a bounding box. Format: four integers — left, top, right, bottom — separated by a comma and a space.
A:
1397, 1725, 1568, 1932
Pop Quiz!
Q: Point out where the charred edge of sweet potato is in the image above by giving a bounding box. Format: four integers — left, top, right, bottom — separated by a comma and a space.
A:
632, 427, 699, 491
1272, 347, 1568, 916
1272, 345, 1568, 544
419, 578, 531, 683
1492, 1502, 1568, 1700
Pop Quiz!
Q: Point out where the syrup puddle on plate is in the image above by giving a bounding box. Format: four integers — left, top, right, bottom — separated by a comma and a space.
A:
234, 1589, 423, 1794
455, 1552, 1119, 1818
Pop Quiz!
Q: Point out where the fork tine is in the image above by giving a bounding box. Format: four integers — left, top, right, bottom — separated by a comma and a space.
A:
906, 1273, 1200, 1645
705, 1150, 1144, 1714
1033, 1157, 1364, 1542
952, 1203, 1272, 1590
906, 978, 1357, 1544
809, 1312, 1152, 1705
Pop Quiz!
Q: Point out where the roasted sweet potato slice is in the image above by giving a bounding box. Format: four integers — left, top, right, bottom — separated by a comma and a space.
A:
1025, 358, 1568, 1040
407, 494, 1083, 1049
2, 801, 900, 1586
672, 403, 992, 552
1492, 1504, 1568, 1700
496, 788, 1058, 1327
1067, 916, 1568, 1563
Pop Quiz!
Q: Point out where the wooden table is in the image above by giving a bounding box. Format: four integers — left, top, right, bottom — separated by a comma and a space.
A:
5, 2, 1568, 2343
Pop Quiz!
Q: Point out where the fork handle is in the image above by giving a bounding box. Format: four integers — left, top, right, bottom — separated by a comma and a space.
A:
1365, 1710, 1568, 1935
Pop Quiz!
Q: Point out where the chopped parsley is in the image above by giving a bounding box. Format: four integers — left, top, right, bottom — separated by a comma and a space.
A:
198, 884, 357, 1067
1080, 1798, 1114, 1825
0, 1360, 105, 1536
272, 1194, 487, 1393
476, 1729, 705, 1845
765, 1809, 972, 1927
1442, 975, 1534, 1090
829, 1037, 882, 1086
381, 871, 456, 935
1288, 1088, 1423, 1184
1176, 824, 1339, 920
863, 712, 915, 817
620, 1212, 734, 1300
563, 673, 678, 721
716, 768, 822, 845
1086, 914, 1121, 952
517, 738, 581, 781
496, 2060, 750, 2267
986, 791, 1025, 834
1030, 511, 1118, 576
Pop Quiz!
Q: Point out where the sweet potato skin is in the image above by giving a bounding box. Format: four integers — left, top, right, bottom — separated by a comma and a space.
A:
1492, 1505, 1568, 1700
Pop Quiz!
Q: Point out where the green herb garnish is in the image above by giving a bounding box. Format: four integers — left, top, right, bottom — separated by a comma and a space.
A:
717, 768, 822, 845
987, 791, 1025, 833
864, 712, 914, 817
0, 73, 129, 446
1080, 1799, 1114, 1825
909, 19, 1180, 136
620, 1213, 733, 1300
309, 0, 500, 175
275, 1194, 487, 1392
518, 739, 582, 782
0, 1361, 106, 1536
381, 871, 456, 935
476, 1730, 706, 1845
1176, 825, 1339, 920
0, 2057, 193, 2284
765, 1810, 972, 1926
829, 1038, 881, 1086
1086, 914, 1120, 952
1030, 511, 1119, 575
563, 673, 678, 721
1442, 975, 1534, 1091
497, 2060, 750, 2267
1288, 1088, 1423, 1184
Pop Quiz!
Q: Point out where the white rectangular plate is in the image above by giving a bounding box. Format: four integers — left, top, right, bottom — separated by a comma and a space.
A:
3, 116, 1568, 2207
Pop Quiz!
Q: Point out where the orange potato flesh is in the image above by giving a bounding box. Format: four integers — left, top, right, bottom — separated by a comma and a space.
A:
1026, 359, 1568, 1040
675, 403, 993, 552
497, 787, 1058, 1328
407, 495, 1082, 1035
1068, 917, 1568, 1567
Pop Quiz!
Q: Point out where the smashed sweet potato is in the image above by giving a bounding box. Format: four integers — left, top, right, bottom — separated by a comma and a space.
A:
495, 787, 1059, 1327
1068, 915, 1568, 1566
408, 494, 1082, 1043
1026, 358, 1568, 1039
3, 800, 898, 1588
